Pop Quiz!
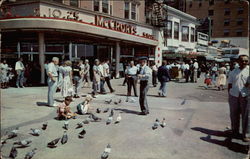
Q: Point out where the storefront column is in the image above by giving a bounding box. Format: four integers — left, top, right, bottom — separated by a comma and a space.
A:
38, 32, 45, 84
115, 42, 120, 78
17, 42, 21, 58
69, 42, 72, 60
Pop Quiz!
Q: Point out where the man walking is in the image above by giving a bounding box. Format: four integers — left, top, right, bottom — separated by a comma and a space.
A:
92, 59, 101, 98
228, 54, 249, 142
103, 59, 115, 93
72, 61, 82, 98
138, 57, 152, 115
99, 60, 106, 94
83, 59, 90, 87
15, 57, 25, 88
193, 59, 199, 83
126, 61, 138, 100
184, 62, 190, 82
157, 60, 171, 97
47, 57, 59, 107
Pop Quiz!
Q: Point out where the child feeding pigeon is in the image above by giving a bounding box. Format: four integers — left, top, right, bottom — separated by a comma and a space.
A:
57, 96, 77, 120
76, 95, 93, 115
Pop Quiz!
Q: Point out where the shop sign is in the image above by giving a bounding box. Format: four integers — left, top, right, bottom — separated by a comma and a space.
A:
95, 15, 137, 35
197, 32, 208, 46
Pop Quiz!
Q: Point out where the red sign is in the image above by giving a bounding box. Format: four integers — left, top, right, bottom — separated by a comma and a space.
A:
95, 15, 137, 35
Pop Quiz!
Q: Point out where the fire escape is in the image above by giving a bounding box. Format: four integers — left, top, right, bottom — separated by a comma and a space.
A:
146, 0, 166, 27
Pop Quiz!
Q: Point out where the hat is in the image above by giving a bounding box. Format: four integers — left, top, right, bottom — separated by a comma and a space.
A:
138, 56, 148, 60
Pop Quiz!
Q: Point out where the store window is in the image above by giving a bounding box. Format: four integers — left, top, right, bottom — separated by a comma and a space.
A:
70, 0, 78, 7
224, 19, 230, 26
209, 0, 214, 5
102, 0, 109, 14
208, 10, 214, 16
124, 2, 130, 19
174, 22, 179, 39
53, 0, 63, 3
224, 29, 229, 36
224, 8, 230, 15
191, 27, 195, 42
182, 26, 189, 42
94, 0, 99, 12
164, 21, 172, 38
237, 18, 243, 25
131, 3, 137, 20
238, 8, 243, 14
236, 29, 243, 36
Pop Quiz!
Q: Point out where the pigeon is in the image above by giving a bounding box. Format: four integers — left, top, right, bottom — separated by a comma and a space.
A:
103, 108, 109, 113
47, 138, 61, 148
13, 139, 32, 147
105, 99, 112, 104
30, 128, 41, 136
96, 108, 101, 113
63, 121, 69, 130
76, 122, 84, 129
9, 146, 17, 158
160, 118, 166, 128
91, 114, 102, 122
42, 122, 48, 130
83, 118, 90, 124
61, 131, 68, 145
109, 109, 114, 117
114, 99, 122, 105
8, 128, 19, 139
101, 144, 111, 159
106, 116, 113, 125
181, 99, 186, 105
115, 114, 122, 124
152, 119, 160, 130
24, 148, 37, 159
78, 129, 86, 138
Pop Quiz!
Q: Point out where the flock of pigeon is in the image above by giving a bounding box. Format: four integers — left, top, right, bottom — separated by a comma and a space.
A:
1, 98, 166, 159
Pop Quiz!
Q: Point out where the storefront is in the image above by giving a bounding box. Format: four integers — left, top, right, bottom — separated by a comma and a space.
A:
0, 1, 159, 82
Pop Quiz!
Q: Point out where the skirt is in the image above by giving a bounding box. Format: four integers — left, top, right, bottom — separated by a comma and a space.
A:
217, 74, 227, 86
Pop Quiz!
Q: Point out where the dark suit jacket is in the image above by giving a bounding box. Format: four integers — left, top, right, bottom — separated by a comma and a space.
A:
157, 65, 171, 82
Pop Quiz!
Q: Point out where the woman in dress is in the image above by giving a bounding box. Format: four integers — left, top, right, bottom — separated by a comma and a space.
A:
61, 60, 73, 98
0, 59, 12, 89
216, 63, 227, 91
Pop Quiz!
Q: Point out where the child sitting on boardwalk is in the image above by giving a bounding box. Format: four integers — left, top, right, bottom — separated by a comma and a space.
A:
57, 96, 77, 120
76, 95, 93, 115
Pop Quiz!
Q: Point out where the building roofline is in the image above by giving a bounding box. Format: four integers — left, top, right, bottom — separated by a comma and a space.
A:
163, 5, 199, 25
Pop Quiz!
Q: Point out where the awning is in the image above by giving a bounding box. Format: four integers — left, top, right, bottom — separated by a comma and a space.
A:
205, 56, 215, 61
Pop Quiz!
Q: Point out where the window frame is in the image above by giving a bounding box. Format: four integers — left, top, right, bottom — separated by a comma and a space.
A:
208, 10, 214, 16
70, 0, 78, 7
131, 3, 137, 20
174, 22, 179, 40
164, 20, 172, 39
224, 19, 230, 26
237, 18, 243, 25
182, 26, 189, 42
124, 1, 130, 19
190, 27, 195, 42
102, 0, 109, 14
94, 0, 100, 12
223, 29, 230, 36
209, 0, 214, 5
237, 8, 243, 14
224, 8, 230, 15
236, 29, 243, 36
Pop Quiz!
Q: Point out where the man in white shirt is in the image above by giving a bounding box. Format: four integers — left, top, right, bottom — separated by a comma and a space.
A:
126, 61, 138, 98
184, 63, 190, 82
138, 57, 152, 115
103, 59, 115, 93
15, 57, 25, 88
83, 59, 90, 87
47, 57, 59, 106
98, 60, 106, 94
193, 59, 199, 83
228, 54, 249, 142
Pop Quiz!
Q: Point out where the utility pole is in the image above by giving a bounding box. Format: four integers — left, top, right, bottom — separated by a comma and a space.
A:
208, 17, 211, 41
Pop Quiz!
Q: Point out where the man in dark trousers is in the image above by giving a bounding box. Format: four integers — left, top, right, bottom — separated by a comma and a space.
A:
138, 57, 152, 115
72, 61, 82, 98
126, 61, 138, 101
157, 60, 171, 97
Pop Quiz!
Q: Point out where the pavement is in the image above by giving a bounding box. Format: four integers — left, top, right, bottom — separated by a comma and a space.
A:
0, 77, 249, 159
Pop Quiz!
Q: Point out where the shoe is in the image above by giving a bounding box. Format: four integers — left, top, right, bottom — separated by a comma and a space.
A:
242, 137, 250, 142
21, 86, 25, 88
139, 112, 147, 115
16, 86, 20, 88
111, 90, 115, 93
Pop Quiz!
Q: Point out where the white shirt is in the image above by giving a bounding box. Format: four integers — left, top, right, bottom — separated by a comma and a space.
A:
102, 63, 109, 77
47, 62, 58, 77
139, 64, 152, 81
193, 62, 199, 69
184, 64, 190, 70
15, 61, 25, 71
228, 66, 249, 97
98, 64, 104, 77
126, 66, 138, 75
